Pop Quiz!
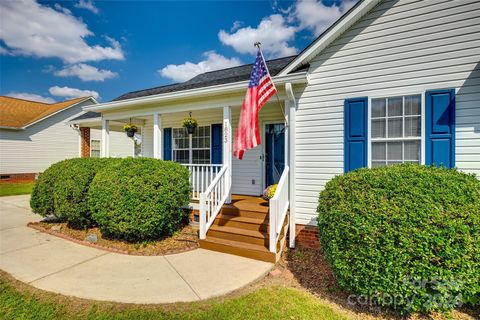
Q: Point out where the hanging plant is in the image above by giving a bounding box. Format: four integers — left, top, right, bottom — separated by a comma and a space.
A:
181, 114, 198, 134
123, 123, 138, 138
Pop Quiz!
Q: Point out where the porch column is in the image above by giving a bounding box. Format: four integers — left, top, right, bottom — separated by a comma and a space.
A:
101, 118, 110, 158
223, 106, 232, 204
285, 83, 297, 249
153, 112, 162, 159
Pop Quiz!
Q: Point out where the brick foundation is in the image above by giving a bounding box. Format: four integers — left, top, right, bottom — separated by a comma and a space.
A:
295, 224, 320, 248
80, 127, 91, 158
0, 173, 37, 183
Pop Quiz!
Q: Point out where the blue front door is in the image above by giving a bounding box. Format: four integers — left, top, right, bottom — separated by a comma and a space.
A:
265, 123, 285, 187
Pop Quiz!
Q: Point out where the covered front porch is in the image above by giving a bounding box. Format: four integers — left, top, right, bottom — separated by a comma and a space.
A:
74, 76, 302, 261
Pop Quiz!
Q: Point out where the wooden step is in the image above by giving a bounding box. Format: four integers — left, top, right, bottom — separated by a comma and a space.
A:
220, 207, 268, 219
213, 214, 269, 232
199, 237, 276, 263
207, 225, 269, 246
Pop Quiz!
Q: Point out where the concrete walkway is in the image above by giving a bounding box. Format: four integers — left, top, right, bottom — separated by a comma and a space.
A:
0, 195, 272, 304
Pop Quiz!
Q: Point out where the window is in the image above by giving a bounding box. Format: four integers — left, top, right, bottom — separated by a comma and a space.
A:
371, 95, 422, 167
172, 126, 210, 164
90, 139, 101, 158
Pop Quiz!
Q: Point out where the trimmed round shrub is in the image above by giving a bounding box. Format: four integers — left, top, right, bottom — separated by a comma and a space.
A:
30, 158, 118, 227
52, 158, 116, 228
88, 158, 191, 242
30, 160, 64, 216
317, 164, 480, 314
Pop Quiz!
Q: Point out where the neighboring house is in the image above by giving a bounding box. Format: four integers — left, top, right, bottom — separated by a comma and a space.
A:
0, 96, 134, 181
72, 0, 480, 261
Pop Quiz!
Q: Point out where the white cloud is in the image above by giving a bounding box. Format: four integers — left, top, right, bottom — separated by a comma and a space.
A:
54, 3, 71, 15
292, 0, 357, 36
6, 92, 56, 103
54, 63, 118, 81
218, 14, 298, 58
159, 51, 242, 82
74, 0, 99, 14
0, 0, 123, 63
49, 86, 99, 99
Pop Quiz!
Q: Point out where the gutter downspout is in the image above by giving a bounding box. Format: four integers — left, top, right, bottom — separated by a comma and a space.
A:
285, 82, 297, 249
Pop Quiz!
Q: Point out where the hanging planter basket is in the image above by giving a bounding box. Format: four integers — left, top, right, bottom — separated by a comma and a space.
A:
123, 124, 138, 138
181, 116, 198, 135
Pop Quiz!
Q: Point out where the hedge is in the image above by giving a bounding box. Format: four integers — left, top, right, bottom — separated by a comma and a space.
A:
317, 164, 480, 314
52, 158, 115, 228
30, 158, 118, 227
88, 158, 191, 242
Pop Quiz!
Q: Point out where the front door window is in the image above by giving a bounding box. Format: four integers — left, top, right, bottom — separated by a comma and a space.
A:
265, 123, 285, 186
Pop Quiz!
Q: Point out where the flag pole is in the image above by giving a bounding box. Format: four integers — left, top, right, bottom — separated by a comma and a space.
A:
254, 42, 288, 126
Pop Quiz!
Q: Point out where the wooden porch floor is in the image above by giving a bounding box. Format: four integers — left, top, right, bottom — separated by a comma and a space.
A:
225, 194, 269, 213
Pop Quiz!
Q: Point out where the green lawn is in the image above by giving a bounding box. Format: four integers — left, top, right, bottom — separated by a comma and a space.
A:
0, 182, 34, 197
0, 274, 346, 320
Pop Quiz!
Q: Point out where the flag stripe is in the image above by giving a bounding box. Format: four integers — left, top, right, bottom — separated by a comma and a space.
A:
234, 50, 277, 160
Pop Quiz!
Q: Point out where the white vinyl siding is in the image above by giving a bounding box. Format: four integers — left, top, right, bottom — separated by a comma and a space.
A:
89, 129, 134, 158
294, 0, 480, 225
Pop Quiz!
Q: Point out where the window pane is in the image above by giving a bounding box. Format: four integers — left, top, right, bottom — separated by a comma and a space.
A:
405, 95, 421, 115
404, 116, 421, 137
388, 118, 403, 138
174, 150, 189, 163
372, 161, 386, 168
372, 98, 386, 117
387, 97, 403, 116
91, 150, 100, 158
372, 142, 386, 161
387, 142, 402, 161
404, 141, 420, 161
372, 119, 386, 138
193, 150, 210, 164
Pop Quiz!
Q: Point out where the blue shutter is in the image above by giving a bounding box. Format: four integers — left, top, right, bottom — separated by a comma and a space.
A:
344, 97, 368, 172
211, 124, 223, 164
425, 89, 455, 168
163, 128, 172, 161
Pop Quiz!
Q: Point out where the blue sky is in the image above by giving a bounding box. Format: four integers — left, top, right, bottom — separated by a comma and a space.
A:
0, 0, 356, 103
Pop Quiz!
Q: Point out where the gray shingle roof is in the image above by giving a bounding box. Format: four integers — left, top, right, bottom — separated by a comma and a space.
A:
71, 111, 101, 122
71, 55, 308, 122
113, 55, 307, 101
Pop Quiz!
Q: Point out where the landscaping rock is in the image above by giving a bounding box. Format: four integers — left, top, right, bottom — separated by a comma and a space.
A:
269, 268, 282, 277
50, 225, 61, 232
85, 234, 98, 243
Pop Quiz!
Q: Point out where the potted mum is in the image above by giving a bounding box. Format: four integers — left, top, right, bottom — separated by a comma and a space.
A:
123, 124, 138, 138
262, 184, 278, 201
181, 117, 198, 134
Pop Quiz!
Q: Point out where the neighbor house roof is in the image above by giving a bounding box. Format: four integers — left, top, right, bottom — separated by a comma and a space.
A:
113, 55, 308, 101
0, 96, 93, 129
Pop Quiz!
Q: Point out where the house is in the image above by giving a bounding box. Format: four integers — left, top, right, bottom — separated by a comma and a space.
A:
71, 0, 480, 262
0, 96, 135, 181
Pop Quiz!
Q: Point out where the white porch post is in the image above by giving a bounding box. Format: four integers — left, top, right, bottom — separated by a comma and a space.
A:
223, 106, 232, 204
101, 118, 110, 158
153, 113, 162, 159
285, 83, 297, 249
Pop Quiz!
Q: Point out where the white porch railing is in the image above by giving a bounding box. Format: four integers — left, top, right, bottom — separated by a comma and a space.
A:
199, 166, 229, 239
182, 164, 223, 200
269, 165, 290, 253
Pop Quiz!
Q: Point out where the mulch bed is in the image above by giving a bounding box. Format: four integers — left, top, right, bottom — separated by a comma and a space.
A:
28, 221, 198, 256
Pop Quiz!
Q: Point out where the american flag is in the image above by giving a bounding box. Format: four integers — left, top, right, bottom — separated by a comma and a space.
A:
234, 50, 277, 159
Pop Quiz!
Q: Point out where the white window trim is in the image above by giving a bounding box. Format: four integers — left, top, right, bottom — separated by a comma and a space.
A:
172, 125, 212, 164
90, 139, 101, 158
367, 91, 426, 167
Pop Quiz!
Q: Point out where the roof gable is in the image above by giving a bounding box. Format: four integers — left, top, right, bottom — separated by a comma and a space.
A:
0, 96, 94, 129
277, 0, 382, 76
